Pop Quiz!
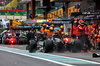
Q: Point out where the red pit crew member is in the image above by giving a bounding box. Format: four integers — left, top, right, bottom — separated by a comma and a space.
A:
70, 20, 78, 38
76, 20, 85, 52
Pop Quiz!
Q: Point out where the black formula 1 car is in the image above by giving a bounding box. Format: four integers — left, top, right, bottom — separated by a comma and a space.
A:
26, 32, 82, 53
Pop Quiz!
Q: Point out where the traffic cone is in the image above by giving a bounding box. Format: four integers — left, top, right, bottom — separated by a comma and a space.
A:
93, 53, 100, 58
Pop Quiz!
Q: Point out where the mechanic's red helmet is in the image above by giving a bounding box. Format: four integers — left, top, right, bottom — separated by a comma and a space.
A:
79, 20, 85, 25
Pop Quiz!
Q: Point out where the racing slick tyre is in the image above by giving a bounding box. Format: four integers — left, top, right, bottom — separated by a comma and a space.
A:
29, 40, 37, 53
43, 40, 54, 53
26, 45, 30, 50
71, 39, 82, 53
56, 42, 64, 52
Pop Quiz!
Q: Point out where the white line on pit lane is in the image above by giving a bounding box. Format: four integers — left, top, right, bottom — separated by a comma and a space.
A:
1, 46, 100, 65
46, 53, 100, 64
0, 48, 74, 66
6, 47, 100, 65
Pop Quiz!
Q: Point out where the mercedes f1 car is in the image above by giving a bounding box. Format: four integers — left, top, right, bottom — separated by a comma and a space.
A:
27, 32, 82, 53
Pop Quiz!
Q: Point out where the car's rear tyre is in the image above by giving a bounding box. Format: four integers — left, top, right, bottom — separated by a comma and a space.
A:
43, 40, 54, 53
56, 42, 64, 52
71, 39, 82, 53
29, 40, 37, 53
26, 45, 29, 50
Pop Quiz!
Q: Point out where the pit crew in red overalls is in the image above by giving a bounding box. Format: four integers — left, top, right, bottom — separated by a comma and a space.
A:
84, 22, 91, 53
76, 20, 85, 52
70, 20, 78, 38
76, 20, 85, 37
92, 22, 97, 31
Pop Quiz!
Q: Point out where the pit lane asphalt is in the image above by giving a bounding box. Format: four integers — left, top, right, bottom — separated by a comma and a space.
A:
0, 45, 100, 66
0, 50, 62, 66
